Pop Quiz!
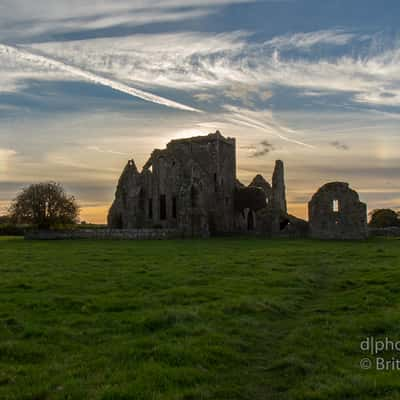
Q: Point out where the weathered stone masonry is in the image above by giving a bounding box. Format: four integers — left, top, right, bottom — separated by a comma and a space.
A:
108, 131, 369, 239
108, 131, 293, 237
308, 182, 368, 240
25, 229, 180, 240
108, 131, 236, 236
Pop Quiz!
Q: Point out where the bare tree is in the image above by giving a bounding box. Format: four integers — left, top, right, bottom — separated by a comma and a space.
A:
9, 182, 80, 229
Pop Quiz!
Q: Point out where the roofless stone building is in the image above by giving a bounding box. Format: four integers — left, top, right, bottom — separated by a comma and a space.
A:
308, 182, 368, 240
108, 131, 295, 237
108, 131, 368, 239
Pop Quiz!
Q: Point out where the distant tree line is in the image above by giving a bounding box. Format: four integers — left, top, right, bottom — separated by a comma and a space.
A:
369, 209, 400, 228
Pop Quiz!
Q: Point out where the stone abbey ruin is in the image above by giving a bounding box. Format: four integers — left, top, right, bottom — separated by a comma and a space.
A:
309, 182, 368, 239
108, 131, 368, 239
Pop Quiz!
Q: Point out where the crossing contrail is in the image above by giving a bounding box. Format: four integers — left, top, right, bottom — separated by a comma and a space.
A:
225, 106, 315, 148
0, 43, 202, 113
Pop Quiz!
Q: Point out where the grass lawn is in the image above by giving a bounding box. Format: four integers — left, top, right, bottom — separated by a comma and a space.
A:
1, 237, 400, 400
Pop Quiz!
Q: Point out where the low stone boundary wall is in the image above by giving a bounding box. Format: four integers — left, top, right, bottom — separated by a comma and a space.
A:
369, 227, 400, 238
25, 229, 181, 240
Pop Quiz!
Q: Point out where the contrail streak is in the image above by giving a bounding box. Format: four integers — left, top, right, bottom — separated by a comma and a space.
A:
227, 110, 315, 148
0, 43, 202, 113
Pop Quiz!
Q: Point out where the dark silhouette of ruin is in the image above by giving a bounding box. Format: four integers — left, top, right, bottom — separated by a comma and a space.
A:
308, 182, 368, 239
108, 131, 368, 239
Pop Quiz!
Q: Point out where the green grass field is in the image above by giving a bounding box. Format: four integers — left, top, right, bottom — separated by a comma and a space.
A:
1, 237, 400, 400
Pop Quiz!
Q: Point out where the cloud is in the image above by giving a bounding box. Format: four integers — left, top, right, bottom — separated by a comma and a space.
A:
0, 44, 202, 112
302, 90, 336, 97
354, 91, 400, 106
1, 105, 398, 223
193, 92, 217, 103
223, 83, 272, 106
251, 40, 400, 107
222, 105, 316, 148
28, 31, 250, 90
0, 148, 17, 178
0, 0, 259, 40
330, 140, 349, 151
9, 30, 398, 109
87, 146, 130, 156
264, 29, 357, 50
1, 26, 400, 122
11, 9, 212, 39
250, 140, 275, 158
0, 148, 16, 159
193, 106, 316, 150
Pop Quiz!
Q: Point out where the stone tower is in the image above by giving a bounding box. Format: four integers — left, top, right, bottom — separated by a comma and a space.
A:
271, 160, 287, 214
108, 131, 236, 235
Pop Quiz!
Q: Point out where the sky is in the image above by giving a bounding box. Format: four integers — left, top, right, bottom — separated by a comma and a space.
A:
0, 0, 399, 222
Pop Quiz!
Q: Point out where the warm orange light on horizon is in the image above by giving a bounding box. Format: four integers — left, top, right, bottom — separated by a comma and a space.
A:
80, 205, 108, 225
79, 202, 309, 225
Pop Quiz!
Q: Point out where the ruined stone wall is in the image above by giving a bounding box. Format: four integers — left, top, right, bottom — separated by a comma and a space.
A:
25, 229, 181, 240
213, 137, 236, 232
108, 132, 236, 236
107, 134, 318, 239
369, 227, 400, 237
232, 160, 294, 235
108, 160, 143, 229
271, 160, 287, 214
308, 182, 368, 240
249, 175, 272, 203
142, 150, 183, 230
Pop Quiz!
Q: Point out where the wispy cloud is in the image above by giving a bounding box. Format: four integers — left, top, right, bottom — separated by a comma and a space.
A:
0, 44, 202, 112
258, 47, 400, 106
250, 140, 275, 157
330, 140, 349, 151
0, 148, 16, 159
0, 0, 259, 40
14, 9, 212, 38
223, 83, 272, 106
28, 31, 250, 90
87, 145, 130, 156
193, 106, 316, 149
193, 92, 217, 103
222, 105, 316, 148
0, 148, 17, 178
7, 29, 397, 108
354, 91, 400, 106
264, 29, 358, 50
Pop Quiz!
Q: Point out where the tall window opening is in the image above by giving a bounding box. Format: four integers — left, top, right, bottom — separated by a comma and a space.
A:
333, 199, 339, 212
247, 211, 254, 231
160, 195, 167, 220
148, 199, 153, 219
139, 189, 145, 212
214, 173, 218, 192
